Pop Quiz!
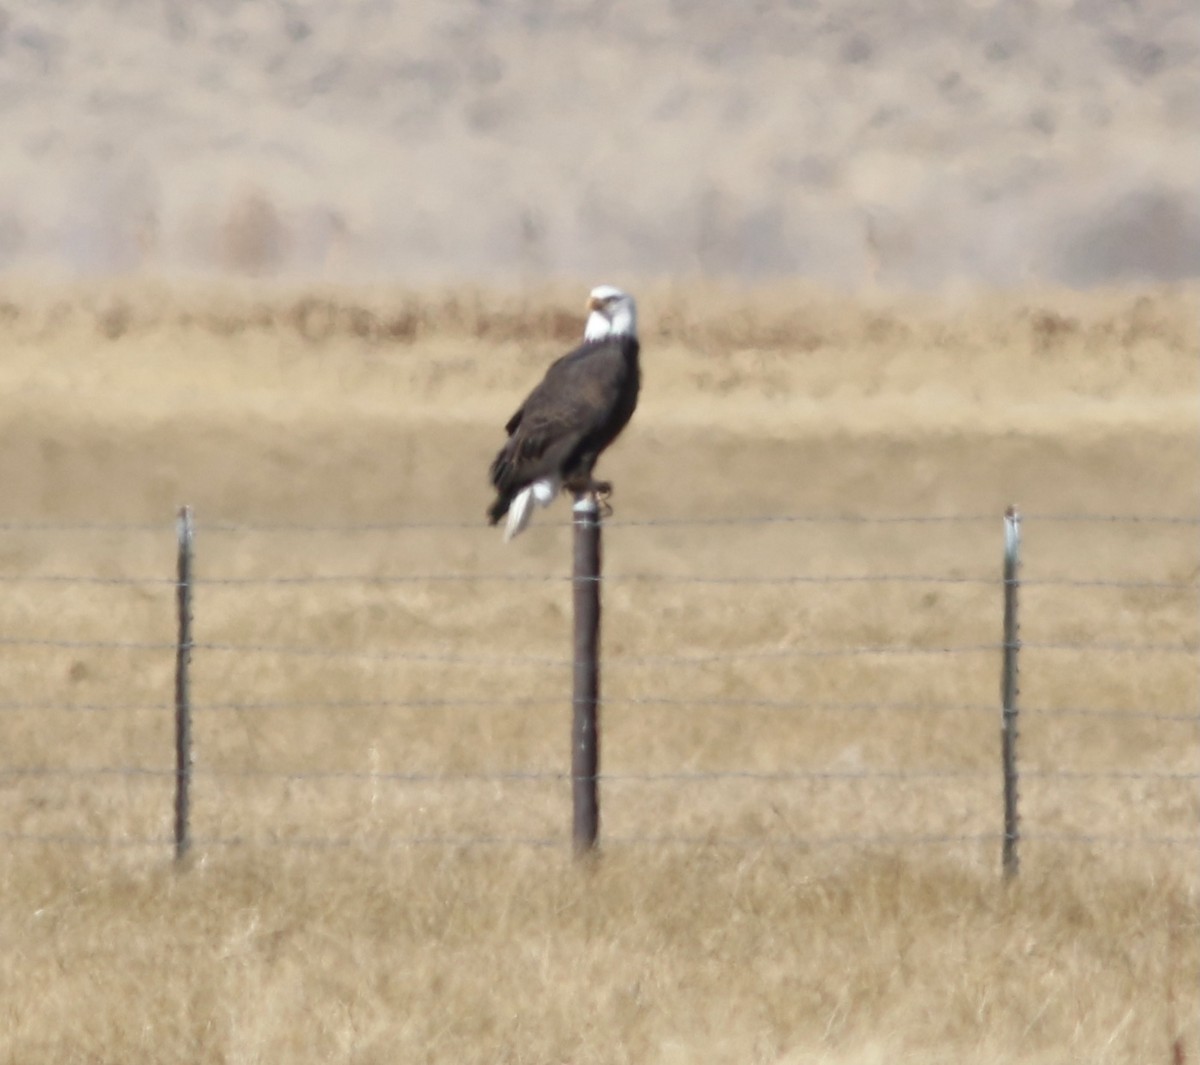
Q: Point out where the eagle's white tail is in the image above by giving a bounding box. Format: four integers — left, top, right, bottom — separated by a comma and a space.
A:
503, 477, 561, 541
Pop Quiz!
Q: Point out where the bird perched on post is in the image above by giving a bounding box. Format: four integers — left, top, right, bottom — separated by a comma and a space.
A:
487, 285, 641, 541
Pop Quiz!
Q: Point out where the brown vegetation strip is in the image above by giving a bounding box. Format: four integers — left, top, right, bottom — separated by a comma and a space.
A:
1, 280, 1197, 352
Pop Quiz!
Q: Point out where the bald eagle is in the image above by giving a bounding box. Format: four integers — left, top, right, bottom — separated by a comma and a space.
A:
487, 285, 641, 540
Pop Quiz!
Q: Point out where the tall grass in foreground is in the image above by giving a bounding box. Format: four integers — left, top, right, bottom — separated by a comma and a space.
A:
2, 846, 1194, 1064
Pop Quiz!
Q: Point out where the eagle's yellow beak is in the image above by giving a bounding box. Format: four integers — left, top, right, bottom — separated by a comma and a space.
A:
587, 295, 604, 312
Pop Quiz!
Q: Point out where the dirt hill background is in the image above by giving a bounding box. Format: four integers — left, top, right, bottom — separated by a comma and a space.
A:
1, 0, 1197, 285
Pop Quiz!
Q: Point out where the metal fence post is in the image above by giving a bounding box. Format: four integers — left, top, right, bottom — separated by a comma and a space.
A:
174, 505, 194, 863
1001, 505, 1021, 879
571, 495, 601, 856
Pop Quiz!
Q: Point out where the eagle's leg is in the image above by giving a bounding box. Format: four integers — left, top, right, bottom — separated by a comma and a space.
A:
564, 465, 614, 515
590, 480, 613, 517
576, 479, 612, 517
565, 470, 613, 516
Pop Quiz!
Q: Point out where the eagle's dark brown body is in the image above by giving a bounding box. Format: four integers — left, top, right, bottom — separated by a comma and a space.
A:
487, 333, 641, 526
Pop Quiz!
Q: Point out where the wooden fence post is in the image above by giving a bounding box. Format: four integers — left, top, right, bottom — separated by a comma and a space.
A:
571, 495, 601, 856
174, 505, 194, 863
1001, 505, 1021, 879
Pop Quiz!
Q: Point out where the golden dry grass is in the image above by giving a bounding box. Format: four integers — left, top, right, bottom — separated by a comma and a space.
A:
4, 850, 1197, 1064
0, 281, 1197, 1063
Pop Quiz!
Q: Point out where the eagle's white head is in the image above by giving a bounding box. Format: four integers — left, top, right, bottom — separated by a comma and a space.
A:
584, 285, 637, 341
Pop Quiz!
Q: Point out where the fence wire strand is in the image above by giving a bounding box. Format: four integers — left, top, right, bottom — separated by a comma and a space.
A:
2, 635, 1194, 662
2, 571, 1193, 591
1, 512, 1196, 535
6, 764, 1196, 785
0, 697, 1194, 722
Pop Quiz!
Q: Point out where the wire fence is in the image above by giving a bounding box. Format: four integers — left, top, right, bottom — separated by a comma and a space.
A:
1, 508, 1197, 867
3, 510, 1199, 533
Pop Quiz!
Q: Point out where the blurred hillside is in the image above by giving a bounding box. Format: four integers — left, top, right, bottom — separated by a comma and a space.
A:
0, 0, 1196, 285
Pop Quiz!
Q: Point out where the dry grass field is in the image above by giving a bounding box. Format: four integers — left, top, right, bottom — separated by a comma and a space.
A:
0, 281, 1197, 1063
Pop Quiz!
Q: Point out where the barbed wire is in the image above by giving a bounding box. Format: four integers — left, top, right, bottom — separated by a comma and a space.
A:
0, 701, 172, 713
192, 515, 1005, 533
3, 830, 1195, 851
1021, 704, 1200, 723
0, 696, 1193, 722
2, 634, 1193, 662
0, 512, 1196, 536
610, 514, 1200, 528
196, 766, 993, 783
0, 636, 178, 652
5, 764, 1196, 784
1022, 641, 1199, 655
602, 831, 1198, 849
1020, 514, 1200, 526
0, 831, 170, 849
0, 637, 562, 662
0, 574, 178, 586
0, 521, 171, 533
1023, 769, 1200, 781
608, 515, 1005, 527
0, 697, 569, 714
198, 519, 497, 533
1023, 833, 1200, 848
187, 832, 1002, 851
0, 571, 1193, 591
196, 640, 1008, 665
0, 572, 995, 587
0, 765, 175, 779
200, 697, 1200, 721
188, 642, 562, 665
1022, 578, 1199, 591
0, 766, 979, 782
